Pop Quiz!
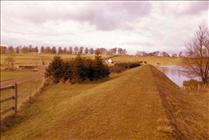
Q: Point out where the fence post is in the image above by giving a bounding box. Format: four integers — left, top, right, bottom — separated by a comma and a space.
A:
14, 83, 18, 116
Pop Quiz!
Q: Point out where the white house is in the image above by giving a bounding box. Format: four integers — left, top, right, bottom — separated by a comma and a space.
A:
104, 58, 113, 65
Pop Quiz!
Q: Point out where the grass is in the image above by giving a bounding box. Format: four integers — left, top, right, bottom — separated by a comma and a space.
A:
177, 90, 209, 139
0, 54, 72, 67
0, 54, 99, 67
112, 56, 182, 66
0, 79, 43, 119
1, 65, 207, 140
0, 54, 181, 68
0, 70, 36, 81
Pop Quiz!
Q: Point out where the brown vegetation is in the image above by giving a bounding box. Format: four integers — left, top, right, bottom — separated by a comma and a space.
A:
1, 65, 208, 140
183, 24, 209, 84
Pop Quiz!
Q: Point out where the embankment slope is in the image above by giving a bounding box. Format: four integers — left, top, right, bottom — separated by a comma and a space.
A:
1, 65, 208, 140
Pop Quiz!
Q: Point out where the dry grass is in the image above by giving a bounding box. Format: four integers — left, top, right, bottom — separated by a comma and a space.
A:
1, 65, 208, 140
0, 70, 36, 81
0, 54, 107, 68
1, 79, 43, 119
112, 56, 182, 66
1, 54, 181, 68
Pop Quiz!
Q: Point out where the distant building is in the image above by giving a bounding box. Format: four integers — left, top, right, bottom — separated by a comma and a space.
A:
104, 58, 114, 65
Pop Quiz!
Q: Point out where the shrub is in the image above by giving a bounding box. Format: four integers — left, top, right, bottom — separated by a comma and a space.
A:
183, 79, 202, 90
45, 54, 110, 83
63, 61, 73, 82
110, 62, 141, 73
92, 54, 110, 80
45, 56, 64, 83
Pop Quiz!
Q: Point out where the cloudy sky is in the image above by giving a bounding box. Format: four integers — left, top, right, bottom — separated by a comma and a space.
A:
1, 1, 208, 54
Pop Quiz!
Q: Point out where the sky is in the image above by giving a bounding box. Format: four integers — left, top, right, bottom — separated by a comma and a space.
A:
1, 1, 208, 54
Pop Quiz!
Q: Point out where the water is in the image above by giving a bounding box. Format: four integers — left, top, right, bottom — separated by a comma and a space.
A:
160, 65, 200, 87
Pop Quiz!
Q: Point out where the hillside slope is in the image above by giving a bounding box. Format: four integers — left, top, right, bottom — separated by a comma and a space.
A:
1, 65, 208, 140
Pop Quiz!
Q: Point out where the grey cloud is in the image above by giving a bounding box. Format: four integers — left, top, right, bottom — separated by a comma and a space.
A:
121, 41, 154, 47
74, 2, 151, 30
4, 2, 151, 31
180, 1, 208, 15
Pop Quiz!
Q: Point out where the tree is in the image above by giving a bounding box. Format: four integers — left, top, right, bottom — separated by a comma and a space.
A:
89, 48, 94, 54
63, 61, 73, 81
84, 47, 89, 55
79, 46, 84, 54
109, 48, 117, 55
0, 46, 7, 54
45, 53, 110, 83
45, 56, 64, 83
34, 46, 39, 53
5, 55, 15, 70
63, 47, 67, 54
58, 47, 63, 54
93, 50, 110, 80
118, 48, 123, 55
45, 46, 52, 54
74, 46, 79, 54
71, 54, 87, 82
40, 46, 45, 53
28, 45, 33, 53
52, 47, 57, 54
8, 46, 15, 54
21, 46, 29, 53
183, 24, 209, 84
15, 46, 20, 54
122, 49, 127, 55
69, 47, 73, 54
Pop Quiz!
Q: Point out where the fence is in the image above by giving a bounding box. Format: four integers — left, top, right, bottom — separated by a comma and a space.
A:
0, 83, 17, 119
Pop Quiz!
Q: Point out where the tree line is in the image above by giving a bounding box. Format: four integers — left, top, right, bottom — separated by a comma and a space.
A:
0, 45, 127, 56
45, 52, 110, 84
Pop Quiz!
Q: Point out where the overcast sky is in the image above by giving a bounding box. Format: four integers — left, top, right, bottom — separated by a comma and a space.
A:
1, 1, 208, 54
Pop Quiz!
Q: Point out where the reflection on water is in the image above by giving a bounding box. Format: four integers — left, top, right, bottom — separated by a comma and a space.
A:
160, 65, 200, 87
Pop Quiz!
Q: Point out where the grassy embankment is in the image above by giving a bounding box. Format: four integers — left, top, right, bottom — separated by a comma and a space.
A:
1, 65, 208, 140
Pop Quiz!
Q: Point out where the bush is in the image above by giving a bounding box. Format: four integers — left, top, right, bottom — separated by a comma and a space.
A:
92, 54, 110, 80
183, 79, 203, 90
110, 62, 142, 73
45, 56, 64, 83
45, 55, 110, 83
63, 61, 73, 82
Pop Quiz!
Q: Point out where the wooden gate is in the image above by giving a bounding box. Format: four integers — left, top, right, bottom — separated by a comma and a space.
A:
0, 83, 17, 119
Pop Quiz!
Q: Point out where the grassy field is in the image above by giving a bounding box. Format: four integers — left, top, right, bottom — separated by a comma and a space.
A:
1, 65, 208, 140
0, 54, 96, 67
0, 54, 70, 67
0, 70, 36, 81
112, 55, 182, 66
1, 79, 43, 119
0, 54, 182, 68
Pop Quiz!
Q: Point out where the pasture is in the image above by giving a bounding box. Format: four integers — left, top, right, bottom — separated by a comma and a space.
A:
0, 79, 43, 119
0, 54, 182, 68
0, 71, 35, 81
1, 65, 208, 140
112, 55, 182, 66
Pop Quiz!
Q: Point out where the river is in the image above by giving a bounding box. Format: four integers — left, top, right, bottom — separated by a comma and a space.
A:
160, 65, 200, 87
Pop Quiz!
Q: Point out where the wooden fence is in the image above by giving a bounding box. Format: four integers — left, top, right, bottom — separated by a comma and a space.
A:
0, 83, 17, 118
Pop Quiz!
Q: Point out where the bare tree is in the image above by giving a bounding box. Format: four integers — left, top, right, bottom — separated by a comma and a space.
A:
183, 24, 209, 84
5, 55, 15, 70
